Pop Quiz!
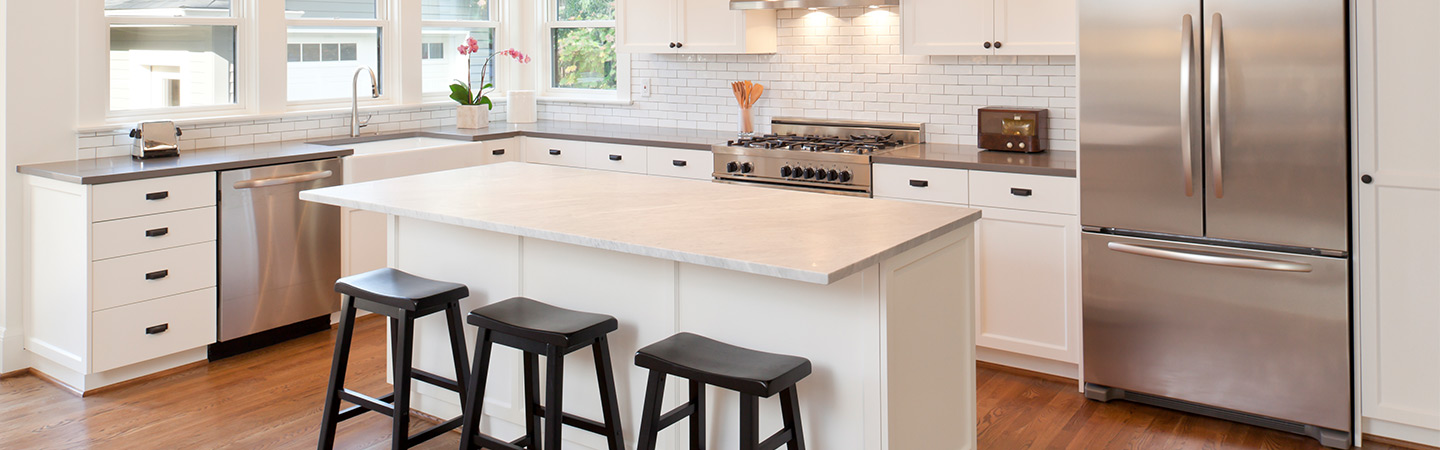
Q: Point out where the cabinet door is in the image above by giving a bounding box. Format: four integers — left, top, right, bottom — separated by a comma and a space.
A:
994, 0, 1077, 55
1359, 0, 1440, 432
974, 207, 1080, 363
677, 1, 775, 54
617, 0, 677, 53
902, 0, 994, 56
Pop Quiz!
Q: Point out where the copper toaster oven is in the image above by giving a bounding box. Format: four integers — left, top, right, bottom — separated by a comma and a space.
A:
978, 107, 1048, 153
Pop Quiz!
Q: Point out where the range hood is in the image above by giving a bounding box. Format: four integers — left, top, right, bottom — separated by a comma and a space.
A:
730, 0, 898, 10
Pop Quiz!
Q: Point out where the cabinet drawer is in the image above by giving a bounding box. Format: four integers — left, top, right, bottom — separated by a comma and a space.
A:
647, 147, 715, 180
91, 287, 216, 373
524, 138, 586, 167
92, 242, 216, 311
91, 172, 216, 222
586, 143, 648, 174
92, 207, 216, 261
873, 164, 969, 205
483, 138, 521, 165
969, 171, 1077, 215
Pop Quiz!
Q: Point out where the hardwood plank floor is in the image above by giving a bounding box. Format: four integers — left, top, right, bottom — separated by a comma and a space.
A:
0, 316, 1408, 450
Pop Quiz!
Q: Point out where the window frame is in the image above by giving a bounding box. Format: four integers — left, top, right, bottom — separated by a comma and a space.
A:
419, 2, 506, 103
538, 0, 630, 103
98, 3, 250, 121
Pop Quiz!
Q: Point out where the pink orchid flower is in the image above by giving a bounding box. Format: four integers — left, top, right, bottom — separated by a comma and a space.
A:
467, 37, 480, 53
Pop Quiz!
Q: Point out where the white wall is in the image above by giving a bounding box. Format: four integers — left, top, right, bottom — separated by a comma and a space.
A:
3, 0, 80, 372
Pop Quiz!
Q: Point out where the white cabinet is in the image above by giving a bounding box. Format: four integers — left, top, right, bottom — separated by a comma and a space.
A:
1357, 0, 1440, 445
524, 137, 588, 168
586, 142, 649, 174
646, 146, 714, 180
903, 0, 1076, 56
617, 0, 776, 54
23, 172, 219, 390
873, 164, 970, 205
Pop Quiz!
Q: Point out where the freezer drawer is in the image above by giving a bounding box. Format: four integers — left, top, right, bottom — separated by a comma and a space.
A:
1082, 233, 1350, 431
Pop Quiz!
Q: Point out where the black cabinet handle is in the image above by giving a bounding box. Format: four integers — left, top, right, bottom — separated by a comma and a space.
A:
669, 42, 676, 48
145, 324, 169, 335
608, 154, 623, 161
676, 42, 683, 48
1361, 174, 1373, 184
145, 227, 169, 238
672, 160, 688, 167
145, 269, 169, 281
146, 191, 169, 201
983, 41, 992, 49
492, 149, 505, 156
549, 149, 562, 156
1011, 188, 1033, 197
910, 179, 930, 188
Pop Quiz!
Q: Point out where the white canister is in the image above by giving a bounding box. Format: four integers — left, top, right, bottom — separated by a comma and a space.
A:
508, 90, 538, 124
457, 104, 489, 129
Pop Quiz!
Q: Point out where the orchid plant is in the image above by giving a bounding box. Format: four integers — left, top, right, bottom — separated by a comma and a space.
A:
450, 38, 531, 110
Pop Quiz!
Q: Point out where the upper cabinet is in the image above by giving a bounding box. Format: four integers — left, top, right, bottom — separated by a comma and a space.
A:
903, 0, 1076, 56
617, 0, 777, 54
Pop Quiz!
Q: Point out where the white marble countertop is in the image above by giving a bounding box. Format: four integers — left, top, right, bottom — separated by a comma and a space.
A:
300, 163, 981, 284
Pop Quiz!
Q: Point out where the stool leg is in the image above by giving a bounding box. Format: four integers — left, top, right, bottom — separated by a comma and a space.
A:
739, 394, 760, 450
689, 381, 706, 450
390, 316, 415, 450
523, 352, 543, 449
459, 329, 493, 450
317, 296, 358, 450
444, 302, 470, 402
636, 371, 667, 450
779, 387, 805, 450
543, 346, 565, 450
592, 337, 626, 450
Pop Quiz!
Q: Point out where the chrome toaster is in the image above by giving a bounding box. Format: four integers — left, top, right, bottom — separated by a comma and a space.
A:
128, 120, 182, 159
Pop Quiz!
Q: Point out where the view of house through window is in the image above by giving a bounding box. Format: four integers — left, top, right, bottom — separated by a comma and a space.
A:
421, 28, 497, 95
286, 27, 383, 102
550, 0, 617, 91
106, 0, 238, 111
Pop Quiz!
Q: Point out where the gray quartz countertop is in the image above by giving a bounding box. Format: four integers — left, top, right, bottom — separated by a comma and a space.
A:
17, 142, 354, 185
872, 144, 1078, 178
314, 121, 733, 151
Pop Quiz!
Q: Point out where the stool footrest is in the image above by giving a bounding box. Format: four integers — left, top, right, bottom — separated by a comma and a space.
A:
533, 405, 612, 436
338, 390, 395, 417
759, 429, 795, 450
410, 368, 461, 393
656, 403, 698, 431
407, 416, 465, 447
468, 431, 527, 450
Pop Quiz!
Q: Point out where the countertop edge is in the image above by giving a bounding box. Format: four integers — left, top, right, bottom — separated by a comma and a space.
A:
299, 188, 981, 285
871, 155, 1078, 178
325, 129, 714, 150
18, 149, 355, 185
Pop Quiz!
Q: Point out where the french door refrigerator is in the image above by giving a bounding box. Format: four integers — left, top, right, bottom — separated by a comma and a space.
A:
1078, 0, 1352, 448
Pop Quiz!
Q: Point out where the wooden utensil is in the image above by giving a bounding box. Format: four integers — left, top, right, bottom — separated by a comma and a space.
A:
748, 84, 764, 108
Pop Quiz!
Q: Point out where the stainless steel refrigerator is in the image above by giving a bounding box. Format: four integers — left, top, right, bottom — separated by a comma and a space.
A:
1078, 0, 1352, 448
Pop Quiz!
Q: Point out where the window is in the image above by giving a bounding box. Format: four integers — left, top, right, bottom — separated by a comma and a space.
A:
421, 1, 500, 98
286, 0, 386, 103
105, 1, 239, 112
545, 0, 617, 92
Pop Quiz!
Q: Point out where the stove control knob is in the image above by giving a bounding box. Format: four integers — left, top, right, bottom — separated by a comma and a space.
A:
804, 168, 816, 179
726, 161, 740, 173
839, 170, 853, 183
780, 166, 793, 177
740, 162, 754, 174
827, 170, 840, 181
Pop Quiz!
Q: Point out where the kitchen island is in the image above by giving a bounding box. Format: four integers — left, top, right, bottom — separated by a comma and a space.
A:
299, 162, 980, 450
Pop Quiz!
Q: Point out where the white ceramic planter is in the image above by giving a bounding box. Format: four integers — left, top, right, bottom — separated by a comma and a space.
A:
456, 105, 489, 129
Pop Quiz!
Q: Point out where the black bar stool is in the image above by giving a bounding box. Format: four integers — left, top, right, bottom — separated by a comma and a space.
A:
317, 268, 472, 450
460, 297, 626, 450
634, 333, 811, 450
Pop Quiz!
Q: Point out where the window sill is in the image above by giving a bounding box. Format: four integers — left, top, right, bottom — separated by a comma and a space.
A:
76, 101, 463, 134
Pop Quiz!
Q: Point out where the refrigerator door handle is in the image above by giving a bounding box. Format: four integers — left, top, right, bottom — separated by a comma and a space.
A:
1180, 14, 1197, 197
1208, 13, 1225, 199
1107, 242, 1313, 273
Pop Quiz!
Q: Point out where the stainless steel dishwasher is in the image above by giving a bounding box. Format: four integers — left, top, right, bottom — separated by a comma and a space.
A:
215, 158, 343, 355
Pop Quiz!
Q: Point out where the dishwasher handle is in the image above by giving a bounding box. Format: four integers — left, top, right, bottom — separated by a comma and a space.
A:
1107, 242, 1312, 273
232, 170, 334, 190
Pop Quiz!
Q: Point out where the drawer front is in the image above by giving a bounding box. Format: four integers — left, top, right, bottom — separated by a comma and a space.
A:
970, 171, 1078, 215
92, 207, 216, 261
92, 242, 217, 312
92, 172, 216, 222
483, 138, 522, 164
873, 164, 969, 205
586, 143, 648, 174
91, 287, 217, 373
647, 147, 715, 180
524, 138, 586, 167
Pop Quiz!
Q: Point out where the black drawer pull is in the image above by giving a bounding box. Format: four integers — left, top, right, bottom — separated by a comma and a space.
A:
672, 160, 688, 167
145, 269, 169, 281
549, 149, 562, 156
145, 324, 169, 335
1011, 188, 1034, 197
909, 180, 930, 188
145, 191, 169, 201
145, 227, 169, 238
608, 154, 623, 161
492, 149, 505, 156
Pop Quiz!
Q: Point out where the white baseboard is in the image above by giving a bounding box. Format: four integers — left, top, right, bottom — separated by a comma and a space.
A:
29, 347, 207, 393
1364, 417, 1440, 448
0, 327, 30, 373
977, 346, 1080, 385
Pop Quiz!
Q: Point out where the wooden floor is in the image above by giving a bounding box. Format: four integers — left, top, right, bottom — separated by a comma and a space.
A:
0, 316, 1405, 450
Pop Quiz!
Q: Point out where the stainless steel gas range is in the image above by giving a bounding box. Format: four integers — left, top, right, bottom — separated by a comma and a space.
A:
712, 118, 925, 197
